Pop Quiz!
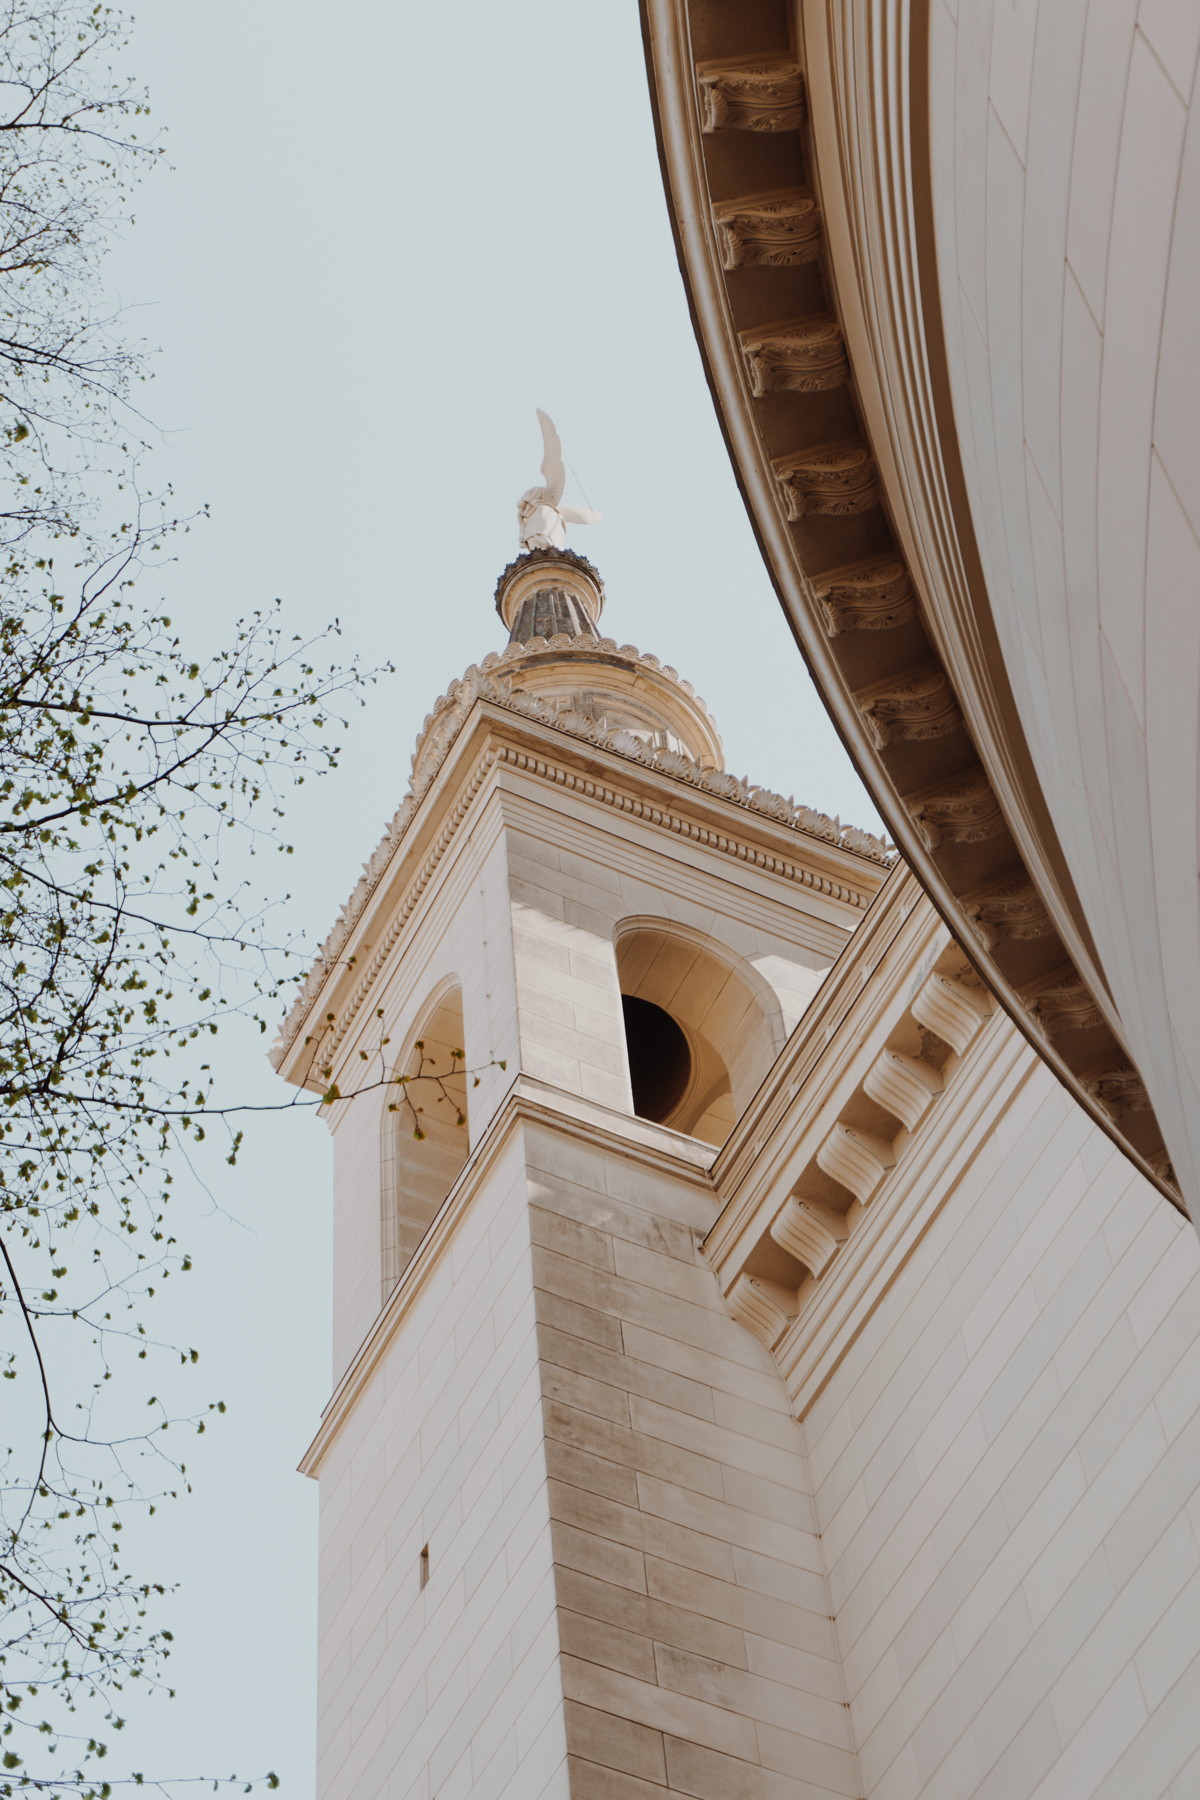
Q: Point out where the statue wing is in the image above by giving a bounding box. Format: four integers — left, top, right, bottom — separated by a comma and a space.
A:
536, 408, 566, 505
559, 505, 602, 526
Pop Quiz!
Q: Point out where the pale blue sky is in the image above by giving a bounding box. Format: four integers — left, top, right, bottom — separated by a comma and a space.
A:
97, 1, 879, 1791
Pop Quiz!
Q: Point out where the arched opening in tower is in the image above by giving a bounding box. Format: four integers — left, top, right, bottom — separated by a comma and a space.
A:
622, 994, 693, 1125
616, 921, 787, 1148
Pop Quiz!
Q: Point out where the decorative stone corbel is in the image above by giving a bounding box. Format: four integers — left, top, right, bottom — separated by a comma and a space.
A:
1147, 1147, 1179, 1189
1024, 967, 1106, 1037
771, 442, 879, 521
961, 872, 1051, 944
903, 766, 1005, 850
695, 54, 805, 133
739, 314, 849, 397
725, 1272, 795, 1348
810, 556, 915, 634
911, 971, 987, 1056
853, 666, 963, 750
1082, 1062, 1153, 1120
816, 1122, 895, 1206
863, 1048, 943, 1133
713, 191, 824, 269
769, 1196, 841, 1279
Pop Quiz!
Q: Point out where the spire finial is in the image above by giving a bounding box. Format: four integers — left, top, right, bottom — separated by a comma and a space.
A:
516, 409, 602, 552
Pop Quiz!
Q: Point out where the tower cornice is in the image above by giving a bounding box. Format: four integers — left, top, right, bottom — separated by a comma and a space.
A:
271, 696, 893, 1089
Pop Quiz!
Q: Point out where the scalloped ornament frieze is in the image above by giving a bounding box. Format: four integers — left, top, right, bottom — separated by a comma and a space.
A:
713, 190, 823, 270
772, 442, 879, 521
903, 765, 1004, 850
695, 53, 805, 133
854, 666, 963, 751
810, 556, 915, 635
739, 313, 849, 397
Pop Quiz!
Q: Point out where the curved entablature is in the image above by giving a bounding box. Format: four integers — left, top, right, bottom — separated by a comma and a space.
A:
639, 0, 1185, 1216
380, 979, 469, 1303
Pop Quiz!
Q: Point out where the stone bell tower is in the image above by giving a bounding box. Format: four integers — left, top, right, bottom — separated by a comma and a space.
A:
275, 530, 1200, 1798
272, 544, 894, 1800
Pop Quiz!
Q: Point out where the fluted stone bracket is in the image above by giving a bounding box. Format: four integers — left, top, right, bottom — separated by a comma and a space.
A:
738, 314, 849, 397
695, 53, 805, 133
911, 971, 988, 1057
726, 1272, 796, 1349
817, 1122, 895, 1207
863, 1047, 943, 1133
703, 891, 999, 1355
769, 1195, 841, 1279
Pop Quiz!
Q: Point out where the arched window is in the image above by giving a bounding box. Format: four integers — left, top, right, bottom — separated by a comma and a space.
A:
380, 982, 469, 1304
615, 922, 785, 1147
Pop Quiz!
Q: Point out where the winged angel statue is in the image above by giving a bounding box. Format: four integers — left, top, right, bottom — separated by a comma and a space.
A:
517, 408, 602, 551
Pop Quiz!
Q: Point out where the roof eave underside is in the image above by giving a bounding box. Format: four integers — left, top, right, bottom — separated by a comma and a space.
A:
639, 0, 1186, 1215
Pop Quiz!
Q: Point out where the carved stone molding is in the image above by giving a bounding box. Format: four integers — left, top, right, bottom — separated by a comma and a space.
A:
695, 53, 805, 133
911, 971, 987, 1057
713, 191, 823, 270
816, 1121, 894, 1206
854, 666, 963, 750
1148, 1147, 1179, 1189
769, 1196, 840, 1279
962, 872, 1051, 945
863, 1047, 943, 1133
641, 0, 1183, 1217
738, 314, 849, 397
726, 1272, 795, 1347
1083, 1062, 1153, 1121
810, 556, 915, 636
772, 442, 879, 521
1025, 967, 1107, 1037
904, 766, 1006, 851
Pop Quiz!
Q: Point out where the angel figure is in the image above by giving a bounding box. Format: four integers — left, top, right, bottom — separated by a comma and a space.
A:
517, 408, 602, 551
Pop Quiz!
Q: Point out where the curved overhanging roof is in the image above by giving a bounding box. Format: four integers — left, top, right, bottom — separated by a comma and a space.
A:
641, 0, 1186, 1216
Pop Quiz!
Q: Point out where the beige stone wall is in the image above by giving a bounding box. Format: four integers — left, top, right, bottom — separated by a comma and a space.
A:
315, 1130, 570, 1800
328, 817, 520, 1387
313, 1025, 1200, 1800
525, 1122, 860, 1800
506, 813, 835, 1119
329, 787, 841, 1389
928, 0, 1200, 1209
306, 727, 1200, 1798
807, 1055, 1200, 1798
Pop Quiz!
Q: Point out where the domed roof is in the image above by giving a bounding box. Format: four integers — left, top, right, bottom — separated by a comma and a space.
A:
416, 546, 728, 776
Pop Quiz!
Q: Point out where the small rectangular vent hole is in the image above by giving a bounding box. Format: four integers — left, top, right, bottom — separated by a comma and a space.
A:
419, 1544, 430, 1589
